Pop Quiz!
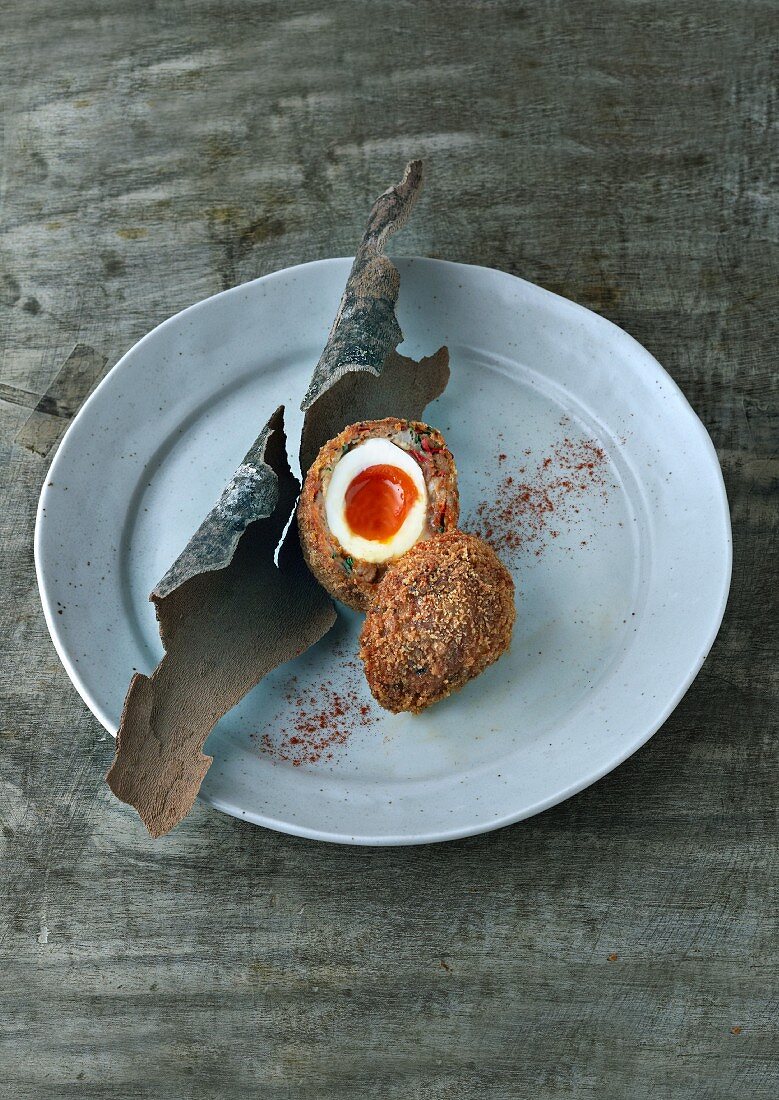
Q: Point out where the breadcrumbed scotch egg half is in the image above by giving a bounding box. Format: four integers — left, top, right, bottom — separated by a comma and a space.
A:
297, 418, 459, 611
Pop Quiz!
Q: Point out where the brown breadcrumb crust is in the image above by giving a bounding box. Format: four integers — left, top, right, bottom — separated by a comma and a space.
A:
297, 418, 459, 611
359, 531, 515, 713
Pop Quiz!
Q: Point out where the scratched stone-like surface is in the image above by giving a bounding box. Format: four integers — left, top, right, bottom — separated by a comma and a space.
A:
0, 2, 776, 1098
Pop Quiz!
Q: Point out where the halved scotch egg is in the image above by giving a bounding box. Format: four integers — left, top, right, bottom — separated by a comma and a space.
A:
297, 418, 459, 611
359, 531, 516, 713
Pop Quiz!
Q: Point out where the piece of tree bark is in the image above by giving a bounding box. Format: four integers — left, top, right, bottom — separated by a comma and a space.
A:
299, 160, 449, 471
106, 407, 336, 837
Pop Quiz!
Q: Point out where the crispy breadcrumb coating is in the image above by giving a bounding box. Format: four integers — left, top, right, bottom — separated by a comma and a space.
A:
359, 531, 515, 712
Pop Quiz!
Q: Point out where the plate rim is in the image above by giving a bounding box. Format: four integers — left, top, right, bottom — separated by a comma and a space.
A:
34, 256, 733, 845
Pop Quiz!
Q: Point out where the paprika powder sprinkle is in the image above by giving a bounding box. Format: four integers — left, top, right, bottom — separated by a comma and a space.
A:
467, 427, 612, 562
255, 649, 377, 768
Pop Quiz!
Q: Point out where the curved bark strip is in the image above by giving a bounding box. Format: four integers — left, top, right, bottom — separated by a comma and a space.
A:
107, 408, 336, 837
301, 160, 423, 413
152, 411, 284, 604
300, 161, 449, 471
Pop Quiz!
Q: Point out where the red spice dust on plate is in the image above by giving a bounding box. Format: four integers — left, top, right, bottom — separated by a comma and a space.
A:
254, 648, 378, 767
256, 420, 618, 767
467, 420, 615, 561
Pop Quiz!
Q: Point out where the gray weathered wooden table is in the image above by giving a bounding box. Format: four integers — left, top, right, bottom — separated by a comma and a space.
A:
1, 3, 776, 1097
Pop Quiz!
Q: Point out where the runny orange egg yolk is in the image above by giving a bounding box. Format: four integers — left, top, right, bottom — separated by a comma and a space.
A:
344, 464, 419, 542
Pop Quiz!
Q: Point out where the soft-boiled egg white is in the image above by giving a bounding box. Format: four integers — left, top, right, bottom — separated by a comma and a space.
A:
325, 437, 428, 563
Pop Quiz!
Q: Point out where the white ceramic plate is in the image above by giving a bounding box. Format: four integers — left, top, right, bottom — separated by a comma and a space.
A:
35, 259, 731, 844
